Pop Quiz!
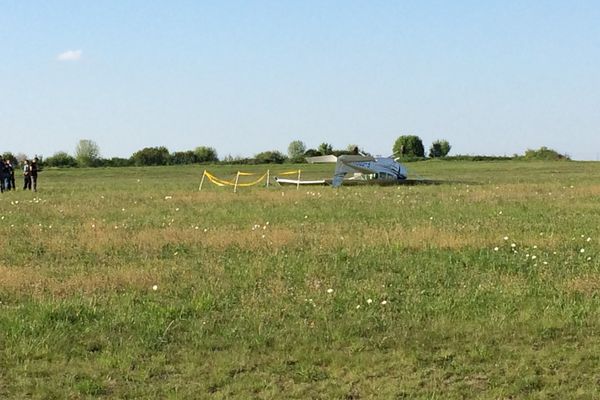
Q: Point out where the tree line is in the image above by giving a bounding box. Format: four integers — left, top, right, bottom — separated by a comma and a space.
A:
30, 137, 569, 168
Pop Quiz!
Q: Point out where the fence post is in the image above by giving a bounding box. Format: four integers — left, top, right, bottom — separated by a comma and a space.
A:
199, 170, 206, 191
266, 170, 270, 188
296, 170, 301, 190
233, 171, 240, 193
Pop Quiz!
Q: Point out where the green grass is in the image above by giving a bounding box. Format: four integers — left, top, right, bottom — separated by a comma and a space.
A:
1, 161, 600, 398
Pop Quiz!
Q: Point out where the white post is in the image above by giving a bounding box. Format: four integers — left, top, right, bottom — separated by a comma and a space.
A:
233, 171, 240, 193
296, 170, 301, 190
199, 170, 206, 191
266, 170, 270, 188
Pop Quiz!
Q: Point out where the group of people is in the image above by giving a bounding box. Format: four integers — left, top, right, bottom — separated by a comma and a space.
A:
0, 157, 39, 192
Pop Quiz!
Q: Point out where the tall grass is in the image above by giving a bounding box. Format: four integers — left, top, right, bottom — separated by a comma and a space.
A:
0, 161, 599, 398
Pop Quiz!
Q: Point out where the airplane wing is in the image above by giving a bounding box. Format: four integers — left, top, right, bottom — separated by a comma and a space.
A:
338, 155, 376, 163
306, 155, 338, 163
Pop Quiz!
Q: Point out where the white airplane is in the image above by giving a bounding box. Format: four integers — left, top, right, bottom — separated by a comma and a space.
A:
275, 154, 414, 188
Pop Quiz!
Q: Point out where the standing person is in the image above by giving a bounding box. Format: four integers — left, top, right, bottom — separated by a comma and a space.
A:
3, 159, 12, 190
30, 157, 39, 192
8, 159, 15, 190
0, 157, 5, 193
23, 160, 32, 190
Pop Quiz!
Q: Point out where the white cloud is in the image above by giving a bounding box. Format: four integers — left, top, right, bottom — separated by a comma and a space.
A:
57, 50, 82, 61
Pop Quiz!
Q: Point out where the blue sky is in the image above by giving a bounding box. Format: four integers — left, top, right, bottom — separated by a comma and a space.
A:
1, 1, 599, 159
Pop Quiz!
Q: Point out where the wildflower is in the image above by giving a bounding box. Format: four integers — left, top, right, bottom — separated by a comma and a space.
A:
511, 243, 516, 248
531, 255, 537, 260
580, 248, 585, 253
152, 285, 158, 291
381, 300, 388, 305
503, 236, 509, 241
327, 288, 334, 294
366, 298, 373, 304
356, 305, 361, 309
164, 196, 172, 200
587, 237, 592, 242
587, 257, 592, 261
203, 228, 208, 232
494, 247, 499, 251
175, 208, 180, 212
533, 245, 538, 249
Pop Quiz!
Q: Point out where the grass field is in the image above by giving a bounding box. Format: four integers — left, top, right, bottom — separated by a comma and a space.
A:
1, 160, 600, 399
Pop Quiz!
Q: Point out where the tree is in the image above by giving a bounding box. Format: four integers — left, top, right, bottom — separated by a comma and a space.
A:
429, 140, 451, 158
287, 140, 307, 163
130, 146, 171, 166
393, 135, 425, 159
75, 139, 101, 167
318, 142, 333, 155
254, 150, 286, 164
2, 152, 17, 164
44, 151, 78, 167
194, 146, 218, 163
524, 146, 569, 161
170, 151, 197, 165
304, 148, 321, 157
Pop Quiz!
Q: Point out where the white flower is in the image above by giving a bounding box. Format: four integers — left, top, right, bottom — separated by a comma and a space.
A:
580, 248, 585, 253
503, 236, 509, 241
366, 298, 373, 304
587, 257, 592, 261
152, 285, 158, 291
531, 255, 537, 260
533, 245, 538, 249
587, 237, 592, 242
327, 288, 334, 294
494, 247, 499, 251
511, 243, 516, 248
356, 305, 361, 309
381, 300, 388, 305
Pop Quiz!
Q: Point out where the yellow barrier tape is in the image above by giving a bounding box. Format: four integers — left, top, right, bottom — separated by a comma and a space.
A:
204, 172, 232, 186
237, 172, 256, 176
235, 173, 268, 187
278, 170, 301, 176
203, 171, 268, 187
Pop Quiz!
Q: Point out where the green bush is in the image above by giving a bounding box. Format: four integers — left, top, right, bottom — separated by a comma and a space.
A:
523, 147, 569, 161
393, 135, 425, 159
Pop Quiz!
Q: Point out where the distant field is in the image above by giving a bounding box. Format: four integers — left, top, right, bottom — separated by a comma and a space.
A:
1, 160, 600, 399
